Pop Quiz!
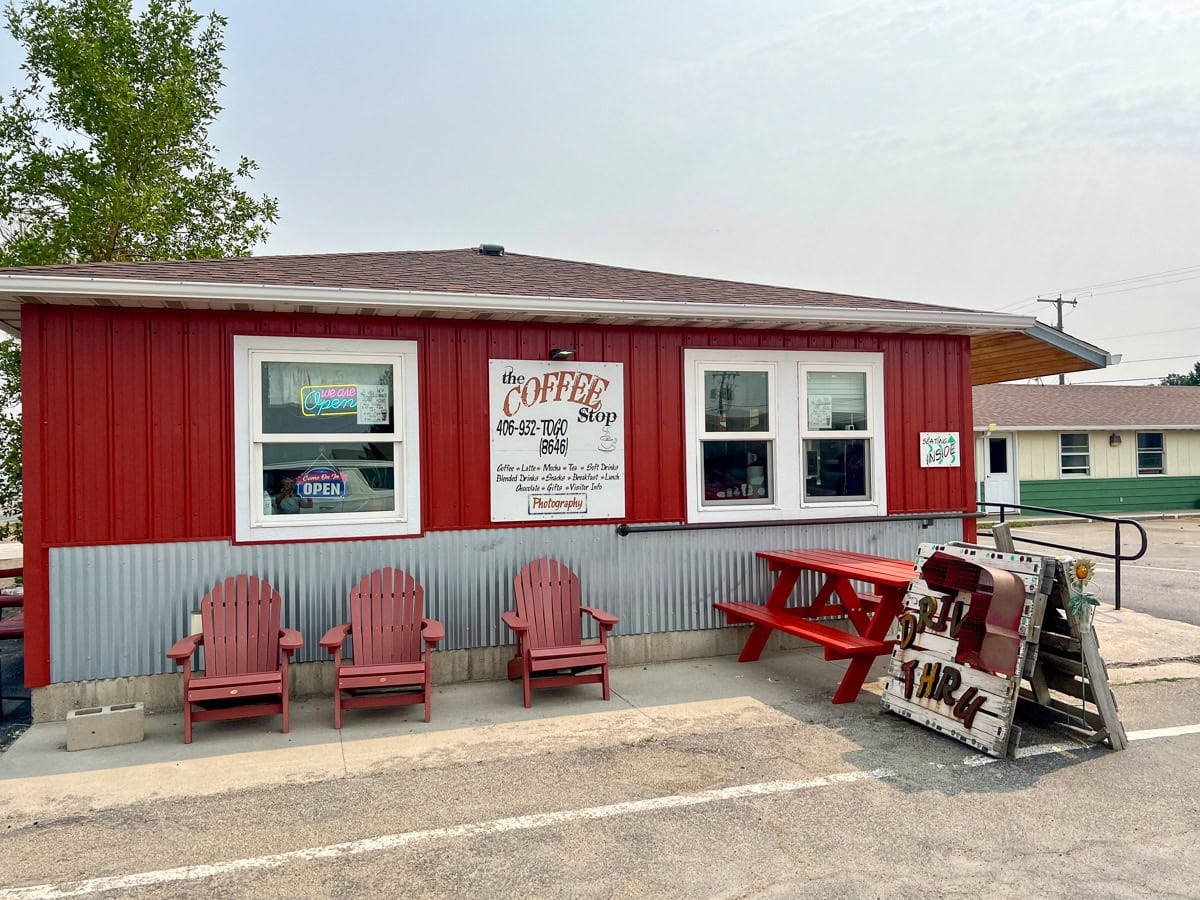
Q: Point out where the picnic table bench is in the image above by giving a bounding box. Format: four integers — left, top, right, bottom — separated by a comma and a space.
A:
715, 548, 917, 704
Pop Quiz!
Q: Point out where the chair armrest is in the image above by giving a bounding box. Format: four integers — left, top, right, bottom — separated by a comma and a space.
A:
501, 610, 528, 633
422, 618, 445, 644
279, 628, 304, 652
166, 633, 202, 662
581, 606, 619, 627
320, 623, 351, 650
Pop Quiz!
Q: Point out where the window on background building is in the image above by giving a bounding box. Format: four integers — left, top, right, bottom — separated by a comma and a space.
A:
1059, 433, 1091, 477
685, 350, 886, 522
233, 336, 421, 542
1136, 432, 1165, 475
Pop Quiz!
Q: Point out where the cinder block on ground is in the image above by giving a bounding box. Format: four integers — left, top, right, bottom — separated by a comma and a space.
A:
66, 702, 145, 751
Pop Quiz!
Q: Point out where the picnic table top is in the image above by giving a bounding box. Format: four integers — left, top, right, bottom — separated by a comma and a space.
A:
756, 548, 917, 588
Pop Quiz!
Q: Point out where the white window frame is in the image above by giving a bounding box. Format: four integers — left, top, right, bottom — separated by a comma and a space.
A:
1059, 432, 1091, 477
233, 335, 421, 543
1136, 431, 1166, 476
683, 349, 886, 523
696, 362, 778, 508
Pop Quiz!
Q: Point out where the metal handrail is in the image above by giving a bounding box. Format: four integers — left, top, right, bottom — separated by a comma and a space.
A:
978, 502, 1148, 610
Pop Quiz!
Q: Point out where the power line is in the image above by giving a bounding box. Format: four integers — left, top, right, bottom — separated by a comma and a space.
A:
1093, 323, 1200, 341
1068, 376, 1172, 384
989, 261, 1200, 313
1112, 353, 1200, 366
1033, 262, 1200, 298
1086, 273, 1200, 298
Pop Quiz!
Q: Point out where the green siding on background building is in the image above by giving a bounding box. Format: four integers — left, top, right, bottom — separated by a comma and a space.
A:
1019, 476, 1200, 514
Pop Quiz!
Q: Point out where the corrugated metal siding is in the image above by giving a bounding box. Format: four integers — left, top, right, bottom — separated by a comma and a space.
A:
49, 518, 964, 683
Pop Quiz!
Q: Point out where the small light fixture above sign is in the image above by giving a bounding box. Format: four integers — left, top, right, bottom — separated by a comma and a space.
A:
1109, 433, 1122, 447
548, 348, 576, 361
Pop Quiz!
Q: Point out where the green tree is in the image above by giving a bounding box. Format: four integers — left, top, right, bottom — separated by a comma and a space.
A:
0, 0, 278, 264
0, 0, 279, 536
1161, 362, 1200, 386
0, 338, 19, 539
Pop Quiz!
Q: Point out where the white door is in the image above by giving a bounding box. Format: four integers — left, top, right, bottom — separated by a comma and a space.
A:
983, 433, 1017, 508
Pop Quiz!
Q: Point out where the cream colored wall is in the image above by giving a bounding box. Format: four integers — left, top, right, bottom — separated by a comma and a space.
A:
1016, 430, 1200, 479
1164, 431, 1200, 475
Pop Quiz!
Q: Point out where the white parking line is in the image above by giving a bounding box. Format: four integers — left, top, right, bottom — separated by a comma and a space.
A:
962, 722, 1200, 766
0, 769, 895, 899
1127, 723, 1200, 740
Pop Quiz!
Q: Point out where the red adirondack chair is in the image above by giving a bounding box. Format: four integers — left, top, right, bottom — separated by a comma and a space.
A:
320, 568, 444, 728
503, 558, 619, 708
166, 575, 302, 744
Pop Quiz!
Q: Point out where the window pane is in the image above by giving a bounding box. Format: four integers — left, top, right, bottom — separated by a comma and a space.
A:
1060, 433, 1089, 452
805, 439, 870, 500
262, 442, 395, 515
704, 371, 769, 432
988, 437, 1008, 474
1137, 452, 1163, 474
1137, 433, 1164, 452
702, 440, 772, 503
262, 361, 395, 435
807, 372, 867, 431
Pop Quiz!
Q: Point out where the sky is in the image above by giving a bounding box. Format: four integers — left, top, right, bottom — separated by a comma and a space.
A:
2, 0, 1198, 383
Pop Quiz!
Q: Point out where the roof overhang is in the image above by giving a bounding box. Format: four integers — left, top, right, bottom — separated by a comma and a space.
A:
0, 275, 1115, 384
970, 322, 1115, 386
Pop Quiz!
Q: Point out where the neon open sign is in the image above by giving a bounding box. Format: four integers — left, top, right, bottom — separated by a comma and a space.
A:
301, 384, 358, 416
296, 467, 347, 498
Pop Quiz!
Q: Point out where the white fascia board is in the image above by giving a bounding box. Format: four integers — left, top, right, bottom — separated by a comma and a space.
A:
1024, 321, 1117, 368
0, 274, 1039, 333
973, 424, 1200, 432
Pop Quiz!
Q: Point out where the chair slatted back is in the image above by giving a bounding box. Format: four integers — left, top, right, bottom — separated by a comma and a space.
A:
201, 575, 282, 677
349, 568, 424, 666
513, 558, 583, 650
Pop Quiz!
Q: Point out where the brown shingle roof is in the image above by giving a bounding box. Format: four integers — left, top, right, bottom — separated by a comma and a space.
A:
973, 384, 1200, 428
0, 247, 961, 312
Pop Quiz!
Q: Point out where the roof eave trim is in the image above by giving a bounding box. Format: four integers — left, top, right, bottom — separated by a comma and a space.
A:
0, 274, 1038, 332
972, 424, 1200, 432
1024, 321, 1117, 368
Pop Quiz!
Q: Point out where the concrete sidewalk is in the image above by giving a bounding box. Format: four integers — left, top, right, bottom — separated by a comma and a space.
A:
2, 603, 1198, 822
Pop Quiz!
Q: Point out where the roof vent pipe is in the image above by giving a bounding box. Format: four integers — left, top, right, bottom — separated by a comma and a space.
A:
478, 244, 505, 256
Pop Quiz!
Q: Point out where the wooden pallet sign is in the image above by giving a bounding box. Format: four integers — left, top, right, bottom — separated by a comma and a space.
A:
881, 543, 1053, 757
881, 542, 1127, 757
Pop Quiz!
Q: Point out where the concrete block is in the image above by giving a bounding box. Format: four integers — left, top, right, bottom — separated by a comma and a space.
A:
66, 702, 145, 751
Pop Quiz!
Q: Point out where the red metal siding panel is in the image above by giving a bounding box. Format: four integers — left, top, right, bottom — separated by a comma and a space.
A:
111, 315, 152, 540
23, 309, 977, 549
148, 315, 189, 538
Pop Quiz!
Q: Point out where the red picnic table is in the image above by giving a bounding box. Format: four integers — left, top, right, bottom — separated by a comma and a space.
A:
715, 548, 917, 704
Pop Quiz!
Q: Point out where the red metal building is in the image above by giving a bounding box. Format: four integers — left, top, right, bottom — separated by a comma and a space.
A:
0, 248, 1112, 713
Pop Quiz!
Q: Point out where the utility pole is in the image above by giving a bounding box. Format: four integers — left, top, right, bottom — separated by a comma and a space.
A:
1038, 294, 1078, 384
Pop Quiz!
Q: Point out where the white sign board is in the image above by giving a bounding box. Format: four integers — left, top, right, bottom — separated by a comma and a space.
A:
920, 431, 960, 467
489, 360, 625, 522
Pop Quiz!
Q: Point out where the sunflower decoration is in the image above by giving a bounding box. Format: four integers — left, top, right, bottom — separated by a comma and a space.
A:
1068, 557, 1097, 590
1064, 556, 1101, 625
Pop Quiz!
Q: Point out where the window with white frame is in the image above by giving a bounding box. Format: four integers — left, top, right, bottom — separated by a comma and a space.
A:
233, 336, 421, 542
1059, 433, 1091, 477
1136, 432, 1165, 475
684, 350, 886, 522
